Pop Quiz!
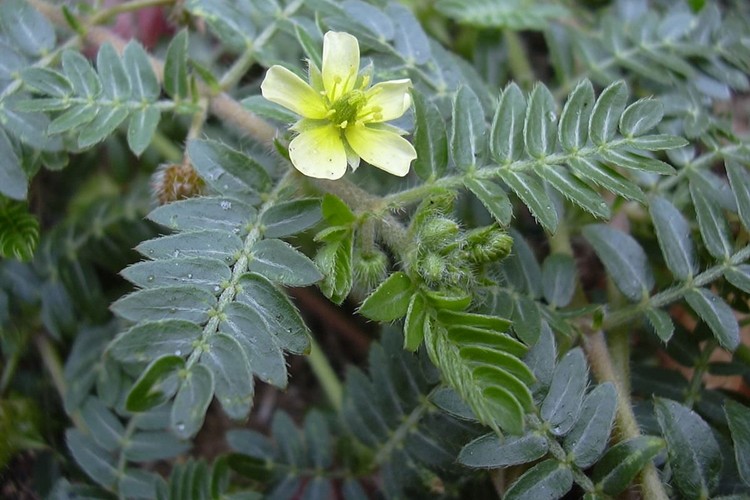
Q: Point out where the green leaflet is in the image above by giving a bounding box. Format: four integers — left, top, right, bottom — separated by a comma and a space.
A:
558, 79, 594, 153
583, 224, 654, 302
171, 364, 214, 439
505, 460, 573, 500
148, 196, 255, 235
656, 398, 722, 499
459, 432, 548, 468
592, 436, 665, 495
412, 90, 448, 180
725, 400, 750, 488
650, 196, 697, 280
359, 271, 413, 321
540, 348, 587, 436
563, 382, 617, 468
109, 320, 202, 364
164, 29, 189, 100
248, 239, 322, 286
684, 288, 740, 351
121, 256, 231, 293
200, 333, 254, 420
450, 85, 486, 170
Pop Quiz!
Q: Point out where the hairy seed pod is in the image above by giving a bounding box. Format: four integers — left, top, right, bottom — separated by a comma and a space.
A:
354, 248, 389, 291
151, 163, 205, 205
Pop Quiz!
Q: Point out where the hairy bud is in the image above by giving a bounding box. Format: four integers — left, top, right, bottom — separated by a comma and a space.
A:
151, 163, 205, 205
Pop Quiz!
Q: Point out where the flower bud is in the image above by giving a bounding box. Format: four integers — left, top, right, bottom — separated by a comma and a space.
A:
354, 248, 388, 292
464, 225, 514, 264
419, 217, 460, 248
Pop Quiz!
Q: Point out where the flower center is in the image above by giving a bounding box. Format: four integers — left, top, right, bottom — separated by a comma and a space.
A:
330, 90, 366, 128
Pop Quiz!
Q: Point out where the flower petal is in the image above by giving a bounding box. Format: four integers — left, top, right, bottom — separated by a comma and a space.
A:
360, 79, 413, 122
322, 32, 360, 102
261, 66, 328, 119
345, 125, 416, 177
289, 124, 348, 179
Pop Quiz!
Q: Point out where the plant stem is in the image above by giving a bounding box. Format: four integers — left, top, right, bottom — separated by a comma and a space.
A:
35, 335, 87, 431
306, 337, 343, 412
503, 30, 534, 89
89, 0, 175, 24
582, 329, 668, 500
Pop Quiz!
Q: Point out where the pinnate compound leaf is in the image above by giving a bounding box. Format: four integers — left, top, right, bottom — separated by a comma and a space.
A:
359, 272, 413, 321
66, 429, 117, 489
459, 432, 548, 468
260, 198, 322, 238
589, 81, 628, 145
465, 177, 513, 226
649, 196, 697, 280
164, 29, 189, 99
558, 79, 594, 152
171, 364, 214, 439
108, 320, 202, 364
505, 460, 573, 500
148, 197, 255, 235
563, 382, 617, 468
491, 82, 526, 163
499, 170, 558, 233
684, 288, 739, 351
541, 348, 587, 436
200, 333, 254, 420
583, 224, 654, 301
111, 286, 217, 323
0, 129, 26, 200
451, 86, 486, 170
593, 436, 664, 496
524, 83, 557, 158
724, 400, 750, 487
655, 398, 722, 498
412, 91, 447, 180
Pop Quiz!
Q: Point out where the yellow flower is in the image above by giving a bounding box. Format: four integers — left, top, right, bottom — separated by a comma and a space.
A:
261, 31, 417, 180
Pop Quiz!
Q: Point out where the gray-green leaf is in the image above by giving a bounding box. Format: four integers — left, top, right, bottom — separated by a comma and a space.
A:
171, 364, 214, 439
583, 224, 654, 302
655, 398, 722, 499
684, 288, 739, 350
649, 196, 696, 280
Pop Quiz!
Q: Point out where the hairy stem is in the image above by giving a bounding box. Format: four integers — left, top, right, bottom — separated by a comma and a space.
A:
307, 337, 343, 412
35, 335, 87, 431
582, 329, 668, 500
